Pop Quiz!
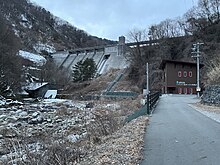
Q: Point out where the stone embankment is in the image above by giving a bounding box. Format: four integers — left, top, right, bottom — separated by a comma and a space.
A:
201, 85, 220, 105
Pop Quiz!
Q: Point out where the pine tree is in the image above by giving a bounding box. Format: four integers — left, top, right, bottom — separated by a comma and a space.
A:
72, 58, 97, 82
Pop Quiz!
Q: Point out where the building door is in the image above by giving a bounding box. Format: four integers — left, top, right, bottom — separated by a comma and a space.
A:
178, 88, 182, 94
184, 88, 188, 94
190, 88, 193, 94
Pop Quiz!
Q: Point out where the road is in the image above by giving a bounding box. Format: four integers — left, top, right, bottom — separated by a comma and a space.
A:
141, 94, 220, 165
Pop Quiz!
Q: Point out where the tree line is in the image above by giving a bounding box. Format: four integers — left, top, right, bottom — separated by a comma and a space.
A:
126, 0, 220, 90
147, 0, 220, 40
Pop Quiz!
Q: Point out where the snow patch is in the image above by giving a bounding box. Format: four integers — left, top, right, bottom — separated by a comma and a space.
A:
42, 99, 69, 104
34, 42, 56, 54
67, 134, 80, 143
44, 90, 57, 99
25, 82, 48, 91
20, 14, 33, 29
53, 15, 70, 26
19, 50, 46, 66
21, 14, 28, 22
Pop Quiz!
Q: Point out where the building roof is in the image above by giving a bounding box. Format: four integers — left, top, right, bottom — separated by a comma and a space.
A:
160, 59, 204, 69
25, 82, 48, 91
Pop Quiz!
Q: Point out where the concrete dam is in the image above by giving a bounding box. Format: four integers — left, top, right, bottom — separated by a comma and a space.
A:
51, 36, 129, 75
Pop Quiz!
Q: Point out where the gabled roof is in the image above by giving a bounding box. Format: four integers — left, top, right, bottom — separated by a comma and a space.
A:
25, 82, 48, 91
160, 59, 204, 69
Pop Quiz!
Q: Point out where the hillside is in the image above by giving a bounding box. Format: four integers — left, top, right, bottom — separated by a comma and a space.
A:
0, 0, 115, 54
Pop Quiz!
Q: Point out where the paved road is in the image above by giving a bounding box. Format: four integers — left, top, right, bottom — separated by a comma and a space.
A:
141, 94, 220, 165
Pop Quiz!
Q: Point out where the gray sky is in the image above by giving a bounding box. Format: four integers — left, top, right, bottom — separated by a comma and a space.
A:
31, 0, 198, 41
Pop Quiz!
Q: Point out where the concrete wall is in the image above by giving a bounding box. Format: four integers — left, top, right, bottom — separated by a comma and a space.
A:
52, 44, 129, 75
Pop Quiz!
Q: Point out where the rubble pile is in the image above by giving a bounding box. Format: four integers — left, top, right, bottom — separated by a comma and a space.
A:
0, 98, 146, 164
0, 99, 96, 163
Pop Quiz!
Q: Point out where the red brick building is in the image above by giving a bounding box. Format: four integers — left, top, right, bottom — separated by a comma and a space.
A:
160, 60, 203, 94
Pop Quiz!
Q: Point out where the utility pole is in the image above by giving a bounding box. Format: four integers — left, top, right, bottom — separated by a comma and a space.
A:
192, 42, 203, 97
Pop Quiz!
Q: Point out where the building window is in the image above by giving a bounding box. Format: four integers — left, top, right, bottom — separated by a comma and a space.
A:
184, 71, 187, 77
189, 71, 192, 77
178, 71, 182, 77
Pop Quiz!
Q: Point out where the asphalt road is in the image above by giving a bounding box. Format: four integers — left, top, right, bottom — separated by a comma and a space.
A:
141, 94, 220, 165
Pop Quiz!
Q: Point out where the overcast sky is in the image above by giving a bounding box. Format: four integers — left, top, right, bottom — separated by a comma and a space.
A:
31, 0, 198, 41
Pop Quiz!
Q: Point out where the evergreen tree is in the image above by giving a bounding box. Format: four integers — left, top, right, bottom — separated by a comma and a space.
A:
72, 58, 97, 82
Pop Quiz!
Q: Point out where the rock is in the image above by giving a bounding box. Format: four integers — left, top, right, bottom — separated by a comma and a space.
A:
67, 134, 80, 143
46, 118, 52, 123
32, 111, 40, 118
0, 126, 18, 138
15, 109, 23, 114
0, 115, 7, 120
7, 116, 18, 123
28, 115, 44, 124
56, 118, 62, 123
86, 102, 94, 108
46, 123, 53, 128
0, 146, 10, 155
19, 111, 28, 117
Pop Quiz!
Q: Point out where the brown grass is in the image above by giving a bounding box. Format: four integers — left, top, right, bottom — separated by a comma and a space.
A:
206, 58, 220, 85
63, 68, 141, 96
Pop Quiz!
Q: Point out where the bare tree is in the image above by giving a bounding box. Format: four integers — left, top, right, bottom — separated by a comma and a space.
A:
127, 28, 148, 65
148, 18, 185, 40
198, 0, 220, 24
0, 15, 23, 96
126, 29, 148, 84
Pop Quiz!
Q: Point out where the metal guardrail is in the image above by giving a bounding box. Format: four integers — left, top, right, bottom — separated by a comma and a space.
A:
125, 92, 160, 123
146, 91, 160, 115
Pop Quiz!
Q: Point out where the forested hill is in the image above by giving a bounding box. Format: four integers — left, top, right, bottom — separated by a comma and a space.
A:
0, 0, 115, 54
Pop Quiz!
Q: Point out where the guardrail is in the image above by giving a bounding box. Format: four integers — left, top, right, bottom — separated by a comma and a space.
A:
146, 91, 160, 115
125, 91, 160, 123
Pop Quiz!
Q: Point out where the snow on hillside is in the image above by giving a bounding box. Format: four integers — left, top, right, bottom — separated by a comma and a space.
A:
33, 42, 56, 54
53, 15, 70, 26
20, 14, 33, 29
19, 50, 46, 66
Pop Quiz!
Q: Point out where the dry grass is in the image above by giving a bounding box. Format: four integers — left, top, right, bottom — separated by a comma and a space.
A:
64, 68, 140, 96
206, 58, 220, 85
66, 69, 120, 95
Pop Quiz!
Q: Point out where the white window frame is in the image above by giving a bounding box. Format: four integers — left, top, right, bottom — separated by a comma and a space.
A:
189, 71, 192, 77
184, 71, 187, 77
178, 71, 182, 77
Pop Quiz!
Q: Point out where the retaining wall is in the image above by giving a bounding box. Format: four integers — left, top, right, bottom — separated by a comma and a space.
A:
202, 85, 220, 105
